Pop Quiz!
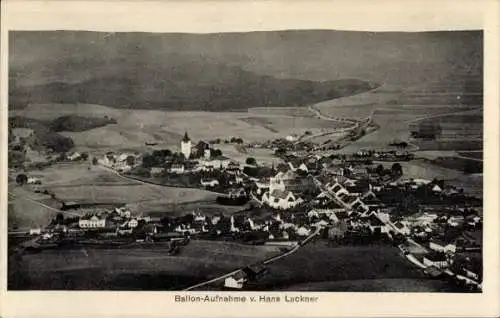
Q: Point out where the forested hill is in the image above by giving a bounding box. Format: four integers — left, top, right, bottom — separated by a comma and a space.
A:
9, 30, 482, 110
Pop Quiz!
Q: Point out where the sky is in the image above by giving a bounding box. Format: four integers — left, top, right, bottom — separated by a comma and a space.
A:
2, 0, 485, 33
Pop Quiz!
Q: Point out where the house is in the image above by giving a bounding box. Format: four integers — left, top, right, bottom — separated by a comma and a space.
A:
201, 179, 219, 187
348, 197, 369, 213
128, 219, 139, 228
169, 163, 185, 174
227, 161, 241, 173
296, 226, 311, 236
151, 167, 165, 176
394, 221, 411, 235
224, 271, 248, 289
429, 238, 456, 253
79, 215, 107, 228
255, 181, 270, 194
29, 228, 42, 235
262, 190, 303, 210
285, 134, 299, 142
229, 188, 247, 198
447, 216, 464, 228
423, 252, 449, 269
98, 155, 114, 167
200, 156, 232, 170
432, 184, 443, 193
453, 253, 482, 281
27, 176, 42, 185
67, 152, 81, 161
367, 214, 389, 234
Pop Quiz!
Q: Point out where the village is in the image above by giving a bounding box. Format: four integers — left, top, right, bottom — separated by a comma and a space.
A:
11, 130, 483, 292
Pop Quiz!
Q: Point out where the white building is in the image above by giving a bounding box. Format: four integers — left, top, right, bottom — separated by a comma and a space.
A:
429, 239, 457, 254
201, 179, 219, 187
170, 163, 185, 174
67, 152, 81, 161
423, 253, 449, 269
128, 219, 139, 228
224, 272, 247, 289
181, 132, 192, 159
151, 167, 165, 176
285, 134, 299, 142
27, 177, 42, 184
79, 215, 107, 228
262, 190, 303, 210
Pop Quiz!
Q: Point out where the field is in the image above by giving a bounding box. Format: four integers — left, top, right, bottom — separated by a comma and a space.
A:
457, 151, 483, 160
8, 240, 282, 290
8, 163, 220, 230
12, 103, 351, 154
8, 189, 61, 230
399, 160, 483, 198
242, 242, 454, 292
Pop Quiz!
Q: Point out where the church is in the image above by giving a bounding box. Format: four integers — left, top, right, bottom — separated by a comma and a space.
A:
181, 131, 192, 158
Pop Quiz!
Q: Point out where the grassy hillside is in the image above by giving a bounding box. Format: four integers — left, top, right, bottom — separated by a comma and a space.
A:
8, 30, 482, 111
9, 116, 74, 153
49, 115, 117, 132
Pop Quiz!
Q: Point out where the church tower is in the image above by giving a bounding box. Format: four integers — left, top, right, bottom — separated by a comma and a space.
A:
181, 131, 191, 159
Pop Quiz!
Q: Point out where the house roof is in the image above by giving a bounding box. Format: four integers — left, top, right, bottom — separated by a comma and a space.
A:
369, 216, 385, 226
394, 222, 405, 229
344, 195, 359, 204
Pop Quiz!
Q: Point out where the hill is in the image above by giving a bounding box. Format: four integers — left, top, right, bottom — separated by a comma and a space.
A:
8, 30, 482, 111
9, 116, 74, 153
49, 115, 117, 132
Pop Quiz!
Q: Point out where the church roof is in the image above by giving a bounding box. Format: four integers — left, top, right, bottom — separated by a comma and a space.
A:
182, 132, 190, 142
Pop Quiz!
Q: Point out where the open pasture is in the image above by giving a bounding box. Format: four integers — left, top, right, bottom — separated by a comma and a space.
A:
247, 107, 315, 117
246, 242, 429, 291
9, 240, 281, 290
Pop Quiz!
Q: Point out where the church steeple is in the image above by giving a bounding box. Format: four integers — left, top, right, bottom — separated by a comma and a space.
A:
182, 131, 190, 142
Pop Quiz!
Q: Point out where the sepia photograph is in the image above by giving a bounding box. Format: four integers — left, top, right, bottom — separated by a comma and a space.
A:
7, 27, 485, 292
1, 0, 499, 317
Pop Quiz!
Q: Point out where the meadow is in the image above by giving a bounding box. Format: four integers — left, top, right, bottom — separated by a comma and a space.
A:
8, 163, 220, 230
13, 103, 352, 154
244, 242, 439, 292
9, 240, 281, 290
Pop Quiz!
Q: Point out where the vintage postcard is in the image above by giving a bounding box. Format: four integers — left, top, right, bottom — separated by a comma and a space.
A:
1, 0, 499, 317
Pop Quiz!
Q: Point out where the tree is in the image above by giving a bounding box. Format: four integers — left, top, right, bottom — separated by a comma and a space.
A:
246, 157, 257, 165
391, 163, 403, 176
16, 174, 28, 186
92, 157, 98, 165
142, 154, 155, 168
55, 213, 64, 225
126, 155, 136, 166
80, 152, 89, 161
375, 164, 384, 176
212, 149, 222, 157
